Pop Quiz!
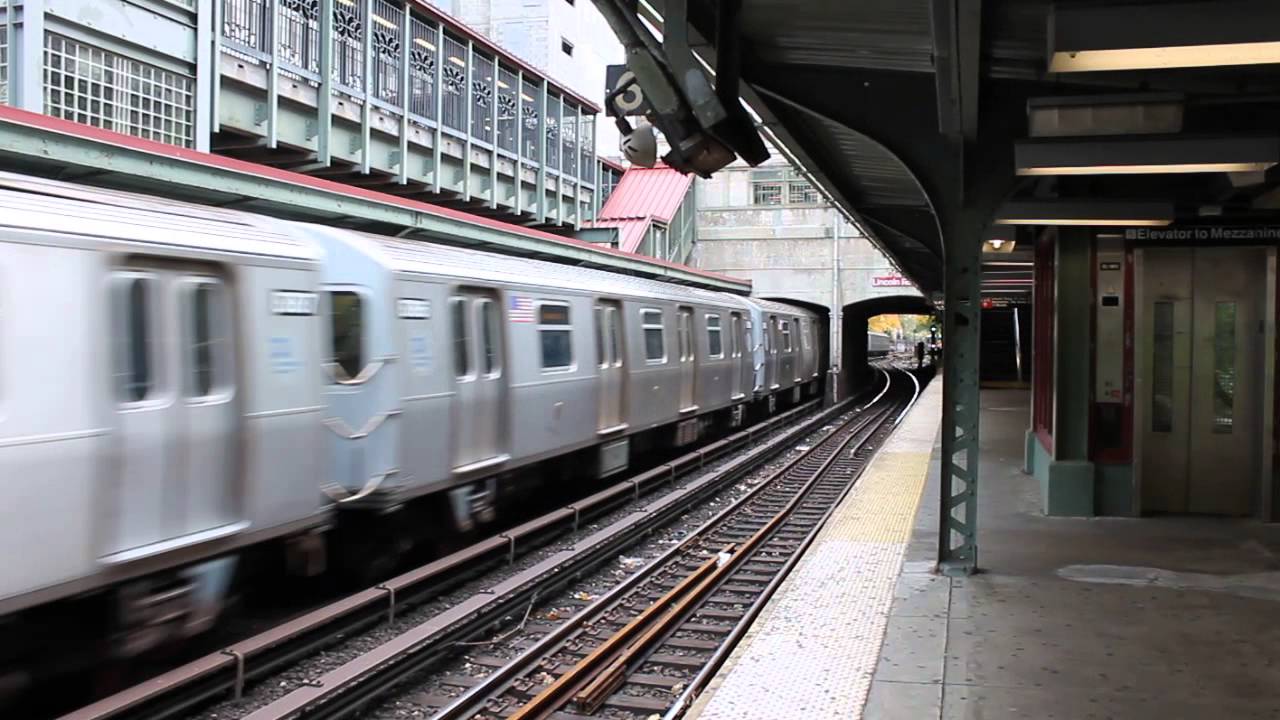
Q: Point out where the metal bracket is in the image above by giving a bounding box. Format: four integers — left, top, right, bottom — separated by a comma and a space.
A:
221, 649, 246, 700
376, 584, 397, 623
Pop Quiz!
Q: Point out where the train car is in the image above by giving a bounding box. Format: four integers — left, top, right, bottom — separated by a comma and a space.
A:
867, 331, 894, 358
0, 174, 329, 677
0, 171, 826, 683
295, 228, 806, 560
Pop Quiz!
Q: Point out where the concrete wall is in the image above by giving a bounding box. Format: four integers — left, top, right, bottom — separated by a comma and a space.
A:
691, 163, 922, 377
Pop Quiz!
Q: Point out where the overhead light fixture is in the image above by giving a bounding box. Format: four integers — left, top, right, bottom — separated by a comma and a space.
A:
1049, 1, 1280, 72
1016, 136, 1280, 176
995, 200, 1174, 227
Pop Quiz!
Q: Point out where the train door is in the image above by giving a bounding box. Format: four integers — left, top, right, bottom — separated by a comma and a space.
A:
678, 307, 697, 410
450, 290, 507, 471
595, 301, 625, 432
106, 266, 238, 557
1137, 246, 1274, 516
764, 315, 777, 389
730, 312, 745, 399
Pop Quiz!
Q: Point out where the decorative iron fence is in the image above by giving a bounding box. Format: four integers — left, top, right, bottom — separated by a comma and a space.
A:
217, 0, 595, 183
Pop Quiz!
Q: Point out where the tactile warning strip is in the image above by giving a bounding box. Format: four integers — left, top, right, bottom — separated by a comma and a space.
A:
688, 383, 942, 720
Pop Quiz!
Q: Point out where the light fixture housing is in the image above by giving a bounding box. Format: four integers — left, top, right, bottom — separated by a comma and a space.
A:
1016, 136, 1280, 176
995, 200, 1174, 227
1049, 1, 1280, 72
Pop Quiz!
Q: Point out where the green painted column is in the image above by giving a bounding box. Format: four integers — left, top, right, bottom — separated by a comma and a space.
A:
1043, 227, 1095, 516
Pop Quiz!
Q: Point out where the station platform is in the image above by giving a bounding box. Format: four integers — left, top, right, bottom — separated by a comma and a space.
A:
687, 387, 1280, 720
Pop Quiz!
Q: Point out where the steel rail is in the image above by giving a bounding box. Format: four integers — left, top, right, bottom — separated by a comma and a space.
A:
59, 398, 839, 720
224, 396, 867, 720
429, 380, 906, 720
512, 398, 895, 720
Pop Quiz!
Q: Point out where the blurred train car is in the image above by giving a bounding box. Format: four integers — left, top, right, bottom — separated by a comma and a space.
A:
867, 331, 894, 359
0, 173, 826, 686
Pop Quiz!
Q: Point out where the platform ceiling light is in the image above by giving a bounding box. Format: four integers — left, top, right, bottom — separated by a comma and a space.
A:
1016, 136, 1280, 176
1049, 1, 1280, 73
995, 200, 1174, 227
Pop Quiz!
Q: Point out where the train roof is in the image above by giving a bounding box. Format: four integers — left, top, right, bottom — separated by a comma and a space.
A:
0, 172, 315, 262
744, 297, 819, 318
306, 226, 750, 308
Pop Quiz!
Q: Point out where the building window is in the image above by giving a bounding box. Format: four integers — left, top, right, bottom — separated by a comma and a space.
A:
789, 180, 820, 204
44, 33, 195, 148
751, 178, 783, 206
706, 314, 723, 359
642, 309, 665, 363
561, 38, 574, 57
329, 291, 365, 381
538, 302, 573, 371
752, 167, 822, 206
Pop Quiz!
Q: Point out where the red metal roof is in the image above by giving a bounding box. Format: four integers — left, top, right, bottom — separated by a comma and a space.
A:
0, 106, 749, 288
592, 165, 693, 253
589, 218, 650, 253
597, 165, 694, 223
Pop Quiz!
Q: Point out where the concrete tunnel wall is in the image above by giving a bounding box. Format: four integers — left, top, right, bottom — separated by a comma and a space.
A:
841, 294, 937, 397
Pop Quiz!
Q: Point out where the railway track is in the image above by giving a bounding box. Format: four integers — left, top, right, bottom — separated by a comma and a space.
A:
60, 396, 845, 720
229, 369, 918, 720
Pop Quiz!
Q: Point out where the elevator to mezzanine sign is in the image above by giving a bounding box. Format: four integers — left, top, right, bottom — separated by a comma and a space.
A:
1125, 226, 1280, 241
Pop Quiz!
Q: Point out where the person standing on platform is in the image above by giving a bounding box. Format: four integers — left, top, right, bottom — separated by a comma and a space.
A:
915, 340, 925, 369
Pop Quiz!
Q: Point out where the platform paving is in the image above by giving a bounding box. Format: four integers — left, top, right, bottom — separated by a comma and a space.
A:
689, 388, 1280, 720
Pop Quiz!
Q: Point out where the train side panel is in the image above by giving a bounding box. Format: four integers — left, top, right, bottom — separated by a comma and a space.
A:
0, 239, 103, 608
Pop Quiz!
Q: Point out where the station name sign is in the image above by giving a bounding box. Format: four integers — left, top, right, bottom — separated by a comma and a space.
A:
1124, 226, 1280, 242
871, 274, 912, 287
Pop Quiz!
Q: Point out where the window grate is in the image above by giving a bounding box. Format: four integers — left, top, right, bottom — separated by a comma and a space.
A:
371, 0, 403, 106
223, 0, 272, 55
408, 15, 437, 121
521, 78, 541, 161
545, 94, 561, 170
45, 34, 196, 148
440, 34, 466, 132
496, 65, 518, 152
332, 0, 365, 91
276, 0, 321, 73
470, 52, 494, 142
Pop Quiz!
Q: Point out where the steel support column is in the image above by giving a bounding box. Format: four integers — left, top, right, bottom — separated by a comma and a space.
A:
196, 0, 214, 149
317, 0, 333, 164
397, 3, 410, 185
431, 21, 443, 193
937, 217, 982, 575
14, 0, 43, 113
359, 0, 372, 173
462, 39, 473, 201
513, 69, 523, 216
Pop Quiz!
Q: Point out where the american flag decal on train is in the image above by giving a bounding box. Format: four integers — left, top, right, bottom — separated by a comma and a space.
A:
509, 295, 535, 323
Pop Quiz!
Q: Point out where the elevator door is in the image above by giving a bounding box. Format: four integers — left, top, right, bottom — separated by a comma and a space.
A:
1139, 246, 1270, 515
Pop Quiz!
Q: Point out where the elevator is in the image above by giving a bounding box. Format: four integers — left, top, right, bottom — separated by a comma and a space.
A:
1134, 246, 1276, 516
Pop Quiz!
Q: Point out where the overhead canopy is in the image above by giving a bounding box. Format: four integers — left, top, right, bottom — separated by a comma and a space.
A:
629, 0, 1280, 295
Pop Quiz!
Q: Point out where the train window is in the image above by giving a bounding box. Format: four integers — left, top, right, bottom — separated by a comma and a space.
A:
187, 279, 228, 397
114, 274, 154, 403
329, 291, 364, 381
608, 308, 623, 367
642, 309, 665, 362
730, 315, 741, 358
706, 314, 723, 358
792, 319, 802, 351
480, 299, 501, 377
539, 302, 573, 371
801, 319, 811, 350
595, 306, 607, 368
780, 318, 792, 352
451, 297, 471, 379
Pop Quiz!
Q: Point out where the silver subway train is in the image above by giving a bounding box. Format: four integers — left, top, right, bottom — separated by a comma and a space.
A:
0, 173, 824, 684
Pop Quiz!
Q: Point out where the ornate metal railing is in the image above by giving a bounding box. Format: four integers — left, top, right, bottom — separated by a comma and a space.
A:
218, 0, 595, 185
